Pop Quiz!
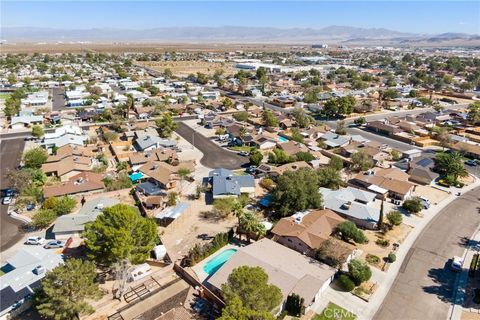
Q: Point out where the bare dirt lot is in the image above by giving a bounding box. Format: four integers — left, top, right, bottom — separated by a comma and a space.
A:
0, 42, 297, 54
144, 60, 236, 77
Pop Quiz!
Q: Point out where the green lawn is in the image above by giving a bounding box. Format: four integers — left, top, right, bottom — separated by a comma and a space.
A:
230, 146, 253, 152
0, 93, 11, 100
313, 302, 356, 320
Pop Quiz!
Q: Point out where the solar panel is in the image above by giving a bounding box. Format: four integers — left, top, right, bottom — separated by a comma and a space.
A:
416, 158, 432, 167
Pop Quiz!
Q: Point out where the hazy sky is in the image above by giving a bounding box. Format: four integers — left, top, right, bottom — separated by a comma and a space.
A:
2, 1, 479, 34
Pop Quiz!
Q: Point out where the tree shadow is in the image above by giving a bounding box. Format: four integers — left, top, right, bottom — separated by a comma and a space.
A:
458, 236, 480, 250
422, 263, 457, 304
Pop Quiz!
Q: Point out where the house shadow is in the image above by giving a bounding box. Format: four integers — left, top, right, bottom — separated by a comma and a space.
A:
45, 225, 55, 240
422, 263, 456, 304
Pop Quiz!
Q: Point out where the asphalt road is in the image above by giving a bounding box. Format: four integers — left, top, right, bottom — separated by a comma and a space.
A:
51, 87, 66, 111
175, 122, 249, 169
374, 186, 480, 320
0, 139, 26, 251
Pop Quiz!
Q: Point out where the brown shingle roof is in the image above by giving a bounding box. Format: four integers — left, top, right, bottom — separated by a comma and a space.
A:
43, 172, 104, 197
272, 209, 345, 250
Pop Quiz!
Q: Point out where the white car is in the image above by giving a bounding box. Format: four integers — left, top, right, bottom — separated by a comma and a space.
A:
2, 197, 12, 205
451, 256, 463, 272
25, 236, 46, 245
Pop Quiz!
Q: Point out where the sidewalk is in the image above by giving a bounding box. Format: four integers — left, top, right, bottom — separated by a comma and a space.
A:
449, 227, 480, 320
314, 178, 480, 320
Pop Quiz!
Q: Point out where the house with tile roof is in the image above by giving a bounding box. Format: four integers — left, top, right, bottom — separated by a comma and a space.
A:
271, 209, 346, 257
43, 172, 105, 198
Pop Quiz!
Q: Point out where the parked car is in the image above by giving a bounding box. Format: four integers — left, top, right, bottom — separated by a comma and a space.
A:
451, 256, 463, 272
238, 151, 250, 157
2, 197, 12, 205
43, 240, 65, 249
4, 189, 14, 197
419, 196, 431, 209
246, 165, 257, 174
25, 236, 46, 245
26, 203, 35, 211
465, 159, 477, 166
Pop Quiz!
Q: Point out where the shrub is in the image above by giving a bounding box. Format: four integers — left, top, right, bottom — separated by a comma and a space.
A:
260, 178, 275, 190
43, 196, 77, 216
348, 259, 372, 286
403, 197, 423, 213
31, 209, 57, 229
387, 253, 396, 263
336, 221, 368, 244
375, 238, 390, 247
386, 210, 403, 226
338, 274, 355, 292
366, 254, 380, 265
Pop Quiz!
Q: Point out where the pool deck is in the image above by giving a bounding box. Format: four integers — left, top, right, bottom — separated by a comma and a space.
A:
192, 244, 239, 282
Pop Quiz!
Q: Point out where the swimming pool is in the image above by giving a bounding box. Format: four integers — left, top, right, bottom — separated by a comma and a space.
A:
203, 249, 237, 275
277, 136, 289, 142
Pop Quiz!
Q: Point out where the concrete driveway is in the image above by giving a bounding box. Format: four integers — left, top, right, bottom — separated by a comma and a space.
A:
175, 122, 249, 170
51, 87, 66, 111
374, 187, 480, 320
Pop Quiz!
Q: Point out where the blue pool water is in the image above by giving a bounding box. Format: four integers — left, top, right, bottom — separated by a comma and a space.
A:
203, 249, 237, 275
277, 136, 289, 142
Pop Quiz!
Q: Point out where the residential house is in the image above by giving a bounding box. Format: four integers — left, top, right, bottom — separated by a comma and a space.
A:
10, 115, 43, 129
320, 187, 380, 229
0, 247, 64, 317
139, 161, 195, 190
52, 197, 119, 239
43, 172, 105, 198
206, 238, 336, 313
155, 202, 190, 227
269, 161, 311, 178
276, 141, 308, 157
271, 209, 346, 257
349, 168, 414, 200
319, 132, 350, 148
340, 141, 389, 164
366, 121, 402, 136
451, 141, 480, 159
134, 136, 177, 152
407, 156, 439, 185
209, 168, 255, 199
42, 125, 88, 149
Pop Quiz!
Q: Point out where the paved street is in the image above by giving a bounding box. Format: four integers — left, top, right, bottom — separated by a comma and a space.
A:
175, 122, 249, 169
51, 87, 65, 111
374, 186, 480, 320
0, 139, 26, 251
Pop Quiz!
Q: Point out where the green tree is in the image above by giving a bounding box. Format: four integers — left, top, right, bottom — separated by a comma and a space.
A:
292, 108, 312, 128
402, 197, 423, 213
167, 192, 178, 206
249, 150, 264, 166
219, 296, 275, 320
262, 109, 278, 127
354, 117, 366, 126
43, 196, 77, 216
155, 112, 178, 138
84, 204, 157, 266
295, 151, 315, 162
268, 148, 293, 165
34, 259, 101, 320
328, 155, 344, 171
351, 151, 374, 172
317, 167, 344, 189
272, 168, 323, 217
163, 68, 173, 78
434, 152, 467, 183
390, 149, 401, 161
335, 221, 368, 244
238, 211, 266, 242
31, 209, 57, 229
23, 147, 48, 169
31, 125, 44, 138
348, 259, 372, 286
222, 97, 234, 109
233, 111, 249, 122
222, 266, 282, 313
467, 102, 480, 125
338, 274, 356, 292
335, 120, 347, 135
213, 197, 237, 217
386, 210, 403, 226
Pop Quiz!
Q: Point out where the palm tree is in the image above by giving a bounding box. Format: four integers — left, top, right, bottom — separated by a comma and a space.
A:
239, 212, 266, 243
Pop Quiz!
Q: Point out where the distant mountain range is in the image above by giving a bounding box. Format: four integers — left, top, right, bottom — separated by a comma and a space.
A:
2, 26, 479, 45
